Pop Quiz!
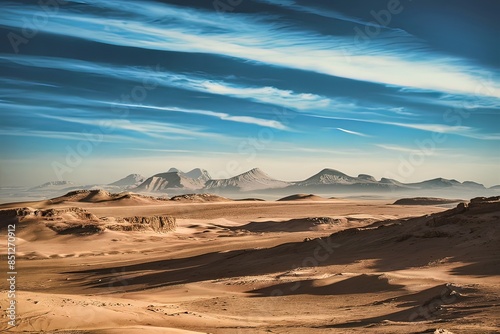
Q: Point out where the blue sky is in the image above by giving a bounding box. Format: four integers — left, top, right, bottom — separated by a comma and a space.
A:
0, 0, 499, 186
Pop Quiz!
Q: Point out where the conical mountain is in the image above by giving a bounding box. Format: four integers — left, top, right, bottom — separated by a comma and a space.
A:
136, 170, 207, 192
184, 168, 211, 181
109, 174, 145, 188
205, 168, 290, 191
295, 168, 359, 186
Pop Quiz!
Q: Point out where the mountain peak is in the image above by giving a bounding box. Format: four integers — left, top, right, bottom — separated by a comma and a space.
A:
31, 180, 75, 190
357, 174, 377, 182
184, 168, 211, 180
319, 168, 347, 176
462, 181, 485, 188
168, 167, 182, 173
298, 168, 356, 186
109, 174, 145, 187
136, 170, 207, 192
205, 168, 289, 191
244, 167, 267, 176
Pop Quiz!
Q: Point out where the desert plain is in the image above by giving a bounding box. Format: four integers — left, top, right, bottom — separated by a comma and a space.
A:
0, 191, 499, 333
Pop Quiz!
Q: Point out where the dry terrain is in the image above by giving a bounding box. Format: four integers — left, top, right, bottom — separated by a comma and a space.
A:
0, 191, 499, 333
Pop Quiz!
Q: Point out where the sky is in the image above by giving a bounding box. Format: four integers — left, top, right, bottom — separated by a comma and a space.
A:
0, 0, 499, 187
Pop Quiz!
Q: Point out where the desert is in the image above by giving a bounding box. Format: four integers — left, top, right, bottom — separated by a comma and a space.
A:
1, 190, 499, 333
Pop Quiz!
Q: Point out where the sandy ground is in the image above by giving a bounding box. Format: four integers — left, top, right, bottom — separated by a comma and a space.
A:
0, 195, 499, 333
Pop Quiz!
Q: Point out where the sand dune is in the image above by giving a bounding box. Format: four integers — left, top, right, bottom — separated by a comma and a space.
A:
48, 189, 170, 205
277, 193, 330, 201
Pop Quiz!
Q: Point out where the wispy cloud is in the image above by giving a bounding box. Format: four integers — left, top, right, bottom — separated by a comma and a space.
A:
128, 148, 233, 155
2, 0, 499, 100
260, 146, 364, 156
336, 127, 371, 137
387, 107, 416, 116
189, 80, 330, 110
0, 55, 331, 111
253, 0, 411, 32
109, 104, 289, 130
375, 144, 433, 154
312, 115, 500, 140
39, 114, 222, 140
388, 121, 500, 140
0, 128, 131, 142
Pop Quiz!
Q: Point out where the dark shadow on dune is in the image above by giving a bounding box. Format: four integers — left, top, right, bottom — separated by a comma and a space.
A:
63, 224, 491, 291
220, 217, 344, 233
64, 199, 498, 292
277, 194, 328, 201
249, 274, 405, 297
234, 198, 266, 202
450, 259, 500, 276
65, 240, 342, 291
56, 224, 104, 235
321, 308, 479, 329
319, 284, 477, 328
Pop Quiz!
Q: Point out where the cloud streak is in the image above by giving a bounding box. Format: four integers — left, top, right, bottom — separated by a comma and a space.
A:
312, 115, 500, 141
108, 104, 289, 130
2, 0, 499, 100
336, 127, 371, 137
39, 114, 222, 140
0, 55, 331, 111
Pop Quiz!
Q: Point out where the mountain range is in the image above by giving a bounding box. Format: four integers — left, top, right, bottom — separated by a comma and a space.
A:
25, 167, 500, 200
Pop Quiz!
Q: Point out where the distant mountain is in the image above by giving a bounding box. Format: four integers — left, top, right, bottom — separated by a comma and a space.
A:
165, 168, 211, 181
287, 168, 399, 193
184, 168, 211, 181
407, 178, 462, 189
461, 181, 485, 188
30, 181, 76, 190
380, 177, 406, 187
205, 168, 290, 192
135, 170, 208, 192
357, 174, 377, 182
295, 168, 360, 186
109, 174, 145, 188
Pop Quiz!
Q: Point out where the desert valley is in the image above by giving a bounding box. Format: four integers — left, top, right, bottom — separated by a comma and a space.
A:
0, 185, 499, 333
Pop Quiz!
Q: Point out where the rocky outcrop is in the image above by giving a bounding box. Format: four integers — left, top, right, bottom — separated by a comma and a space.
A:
394, 197, 464, 206
0, 207, 176, 234
424, 196, 499, 227
468, 196, 500, 213
40, 207, 98, 220
50, 223, 105, 235
305, 217, 346, 225
0, 207, 98, 220
0, 207, 35, 217
122, 215, 176, 233
170, 193, 230, 202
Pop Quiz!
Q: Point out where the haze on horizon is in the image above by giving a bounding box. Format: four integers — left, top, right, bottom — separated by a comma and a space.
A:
0, 0, 499, 188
